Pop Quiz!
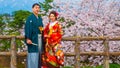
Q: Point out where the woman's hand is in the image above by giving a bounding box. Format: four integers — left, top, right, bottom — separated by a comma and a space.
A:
26, 39, 32, 44
44, 35, 50, 38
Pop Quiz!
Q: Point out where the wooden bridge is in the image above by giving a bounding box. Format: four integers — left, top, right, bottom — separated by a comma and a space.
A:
0, 35, 120, 68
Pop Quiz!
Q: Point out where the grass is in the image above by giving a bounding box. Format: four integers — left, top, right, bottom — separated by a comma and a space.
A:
62, 64, 120, 68
62, 66, 74, 68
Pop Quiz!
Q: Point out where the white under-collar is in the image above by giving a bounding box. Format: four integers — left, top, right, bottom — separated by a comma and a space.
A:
49, 21, 58, 27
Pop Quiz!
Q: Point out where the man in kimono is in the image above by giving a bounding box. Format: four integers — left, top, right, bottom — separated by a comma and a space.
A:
24, 3, 43, 68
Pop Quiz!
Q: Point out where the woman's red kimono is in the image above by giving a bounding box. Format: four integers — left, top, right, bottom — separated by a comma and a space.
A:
42, 21, 64, 68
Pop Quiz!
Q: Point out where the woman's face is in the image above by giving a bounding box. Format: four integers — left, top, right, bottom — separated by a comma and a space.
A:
49, 14, 56, 22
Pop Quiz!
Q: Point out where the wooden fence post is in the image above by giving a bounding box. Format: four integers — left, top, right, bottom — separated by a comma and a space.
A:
103, 38, 109, 68
74, 38, 80, 68
10, 36, 17, 68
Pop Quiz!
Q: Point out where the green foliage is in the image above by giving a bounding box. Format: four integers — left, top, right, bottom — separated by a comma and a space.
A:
0, 10, 31, 51
8, 10, 31, 32
59, 17, 75, 28
0, 10, 31, 35
45, 0, 53, 2
0, 14, 11, 51
0, 14, 8, 35
0, 15, 5, 35
0, 39, 11, 51
64, 19, 75, 28
0, 15, 4, 26
4, 10, 32, 35
59, 17, 65, 22
39, 0, 53, 13
66, 20, 75, 28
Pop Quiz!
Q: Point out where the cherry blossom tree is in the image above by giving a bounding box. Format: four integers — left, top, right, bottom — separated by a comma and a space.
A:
40, 0, 120, 66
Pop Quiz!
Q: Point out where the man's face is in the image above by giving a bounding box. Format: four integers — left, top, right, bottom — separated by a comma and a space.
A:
32, 5, 40, 15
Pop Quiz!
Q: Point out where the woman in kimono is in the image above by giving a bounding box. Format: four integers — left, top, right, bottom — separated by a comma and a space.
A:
42, 11, 64, 68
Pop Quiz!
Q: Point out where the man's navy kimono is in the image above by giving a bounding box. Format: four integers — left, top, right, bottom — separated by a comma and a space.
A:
25, 13, 43, 68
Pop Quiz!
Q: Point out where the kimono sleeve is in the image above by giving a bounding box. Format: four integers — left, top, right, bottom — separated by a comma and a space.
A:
43, 23, 49, 38
24, 17, 32, 40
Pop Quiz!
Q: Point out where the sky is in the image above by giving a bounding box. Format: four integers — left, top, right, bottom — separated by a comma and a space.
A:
0, 0, 117, 14
0, 0, 44, 14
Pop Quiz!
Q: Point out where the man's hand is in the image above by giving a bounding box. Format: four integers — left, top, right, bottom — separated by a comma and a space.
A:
26, 39, 32, 44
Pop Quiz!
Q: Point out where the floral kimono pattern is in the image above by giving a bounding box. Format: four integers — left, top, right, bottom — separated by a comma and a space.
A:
42, 21, 64, 68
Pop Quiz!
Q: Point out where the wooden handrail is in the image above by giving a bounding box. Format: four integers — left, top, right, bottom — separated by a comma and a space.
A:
1, 35, 120, 68
1, 35, 120, 40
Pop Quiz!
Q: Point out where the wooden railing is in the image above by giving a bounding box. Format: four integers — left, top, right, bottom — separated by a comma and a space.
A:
0, 35, 120, 68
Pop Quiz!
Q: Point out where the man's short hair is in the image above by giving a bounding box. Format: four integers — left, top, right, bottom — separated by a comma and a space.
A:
32, 3, 41, 8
